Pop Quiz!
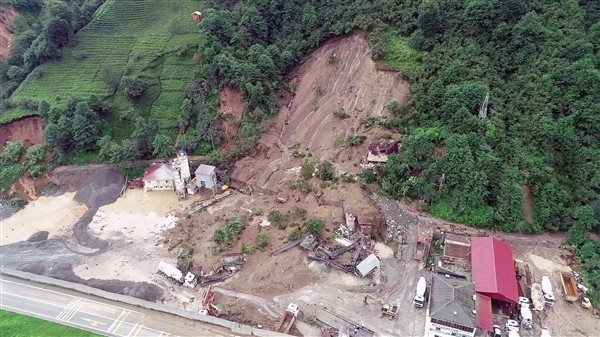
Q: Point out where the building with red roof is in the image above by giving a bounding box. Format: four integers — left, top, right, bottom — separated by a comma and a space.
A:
470, 237, 519, 332
142, 163, 175, 192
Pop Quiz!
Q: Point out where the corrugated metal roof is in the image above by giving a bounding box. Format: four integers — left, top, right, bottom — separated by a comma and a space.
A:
430, 273, 476, 328
143, 163, 174, 181
476, 293, 493, 332
195, 164, 216, 176
471, 237, 519, 303
356, 254, 380, 277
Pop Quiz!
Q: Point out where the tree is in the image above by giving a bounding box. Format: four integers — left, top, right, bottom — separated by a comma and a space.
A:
1, 141, 25, 164
119, 138, 140, 164
152, 134, 174, 159
25, 144, 45, 166
132, 117, 159, 157
122, 76, 147, 99
418, 0, 444, 38
72, 102, 100, 152
316, 160, 336, 181
179, 98, 192, 132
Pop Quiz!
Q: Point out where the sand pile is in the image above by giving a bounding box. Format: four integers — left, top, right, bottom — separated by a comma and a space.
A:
74, 167, 125, 209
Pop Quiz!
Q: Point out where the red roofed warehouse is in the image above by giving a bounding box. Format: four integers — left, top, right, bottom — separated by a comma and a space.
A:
471, 237, 519, 332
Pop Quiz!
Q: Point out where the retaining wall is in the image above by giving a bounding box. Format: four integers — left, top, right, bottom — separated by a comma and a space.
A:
0, 268, 293, 337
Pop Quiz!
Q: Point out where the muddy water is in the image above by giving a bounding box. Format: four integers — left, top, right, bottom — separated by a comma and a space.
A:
0, 192, 87, 245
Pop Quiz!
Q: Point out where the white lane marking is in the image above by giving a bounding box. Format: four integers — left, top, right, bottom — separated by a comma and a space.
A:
2, 291, 124, 324
108, 309, 127, 333
127, 323, 139, 337
57, 297, 87, 322
0, 278, 142, 314
1, 304, 109, 335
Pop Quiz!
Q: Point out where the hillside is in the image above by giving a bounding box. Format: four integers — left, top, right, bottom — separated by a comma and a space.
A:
2, 0, 202, 135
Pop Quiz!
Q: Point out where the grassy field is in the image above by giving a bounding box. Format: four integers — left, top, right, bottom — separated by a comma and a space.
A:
2, 0, 202, 137
375, 28, 422, 82
0, 310, 102, 337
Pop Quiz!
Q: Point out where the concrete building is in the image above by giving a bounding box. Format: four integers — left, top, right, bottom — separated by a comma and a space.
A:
195, 164, 217, 189
142, 163, 175, 192
425, 274, 477, 337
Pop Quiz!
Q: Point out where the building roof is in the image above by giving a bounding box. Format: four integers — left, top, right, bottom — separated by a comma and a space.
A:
356, 253, 380, 277
430, 274, 476, 328
195, 164, 216, 176
471, 237, 519, 304
143, 163, 174, 181
475, 293, 493, 332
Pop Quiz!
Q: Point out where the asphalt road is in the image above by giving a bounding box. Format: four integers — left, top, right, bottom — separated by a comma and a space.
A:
0, 275, 234, 337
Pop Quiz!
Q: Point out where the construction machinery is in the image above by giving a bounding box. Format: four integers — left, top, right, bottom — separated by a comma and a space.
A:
413, 276, 427, 308
364, 294, 398, 320
541, 275, 555, 306
275, 303, 299, 334
414, 236, 430, 261
201, 285, 219, 316
582, 297, 592, 309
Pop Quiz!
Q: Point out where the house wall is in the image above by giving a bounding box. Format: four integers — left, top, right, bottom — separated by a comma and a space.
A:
197, 172, 217, 189
425, 317, 476, 337
144, 179, 175, 192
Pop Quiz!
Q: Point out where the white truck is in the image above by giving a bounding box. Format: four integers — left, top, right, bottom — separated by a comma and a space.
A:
520, 303, 533, 329
541, 275, 555, 306
413, 276, 427, 308
158, 261, 197, 288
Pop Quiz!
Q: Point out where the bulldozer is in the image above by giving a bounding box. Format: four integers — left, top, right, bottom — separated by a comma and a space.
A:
364, 294, 398, 320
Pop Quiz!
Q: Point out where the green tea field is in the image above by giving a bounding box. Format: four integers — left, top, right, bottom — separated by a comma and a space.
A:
3, 0, 202, 135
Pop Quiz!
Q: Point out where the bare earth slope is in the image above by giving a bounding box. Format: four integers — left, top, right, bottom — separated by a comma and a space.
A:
232, 34, 409, 191
0, 6, 17, 61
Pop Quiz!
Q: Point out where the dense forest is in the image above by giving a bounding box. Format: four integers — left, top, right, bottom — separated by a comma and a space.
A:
1, 0, 598, 303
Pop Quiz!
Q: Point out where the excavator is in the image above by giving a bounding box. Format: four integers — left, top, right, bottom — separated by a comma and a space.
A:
364, 294, 398, 320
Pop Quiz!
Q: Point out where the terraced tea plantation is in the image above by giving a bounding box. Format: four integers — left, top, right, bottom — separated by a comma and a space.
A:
4, 0, 202, 135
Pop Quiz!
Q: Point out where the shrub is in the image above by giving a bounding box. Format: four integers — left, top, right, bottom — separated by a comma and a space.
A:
177, 244, 194, 272
386, 101, 400, 114
27, 164, 46, 177
19, 99, 38, 110
305, 218, 325, 236
288, 228, 302, 241
242, 243, 256, 254
267, 210, 288, 224
347, 134, 367, 146
316, 160, 336, 181
333, 109, 350, 119
316, 85, 325, 95
300, 158, 315, 180
291, 178, 313, 193
327, 52, 337, 64
257, 232, 271, 252
7, 196, 27, 208
290, 207, 307, 220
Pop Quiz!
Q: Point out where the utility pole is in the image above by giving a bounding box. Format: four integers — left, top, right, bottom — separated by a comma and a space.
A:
478, 92, 489, 119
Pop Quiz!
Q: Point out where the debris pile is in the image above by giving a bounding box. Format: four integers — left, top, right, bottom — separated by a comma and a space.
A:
74, 167, 125, 209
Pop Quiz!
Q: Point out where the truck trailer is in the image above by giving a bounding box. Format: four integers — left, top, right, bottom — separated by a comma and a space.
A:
413, 276, 427, 308
541, 275, 555, 306
560, 272, 579, 302
158, 261, 197, 288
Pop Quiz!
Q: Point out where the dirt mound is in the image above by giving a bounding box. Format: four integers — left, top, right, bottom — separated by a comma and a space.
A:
74, 166, 125, 208
0, 116, 44, 151
218, 86, 244, 151
0, 6, 18, 61
26, 231, 49, 242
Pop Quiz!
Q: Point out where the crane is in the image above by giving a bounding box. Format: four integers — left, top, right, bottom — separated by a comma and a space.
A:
363, 294, 398, 320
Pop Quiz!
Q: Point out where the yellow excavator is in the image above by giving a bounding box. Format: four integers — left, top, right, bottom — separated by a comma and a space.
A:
364, 294, 398, 320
